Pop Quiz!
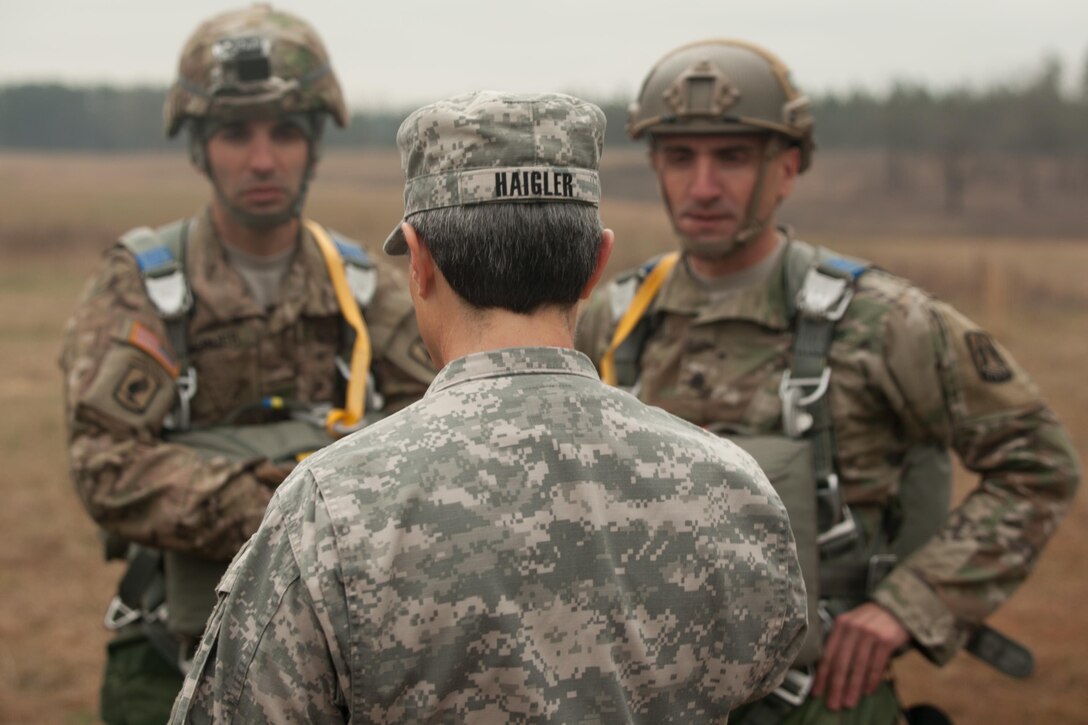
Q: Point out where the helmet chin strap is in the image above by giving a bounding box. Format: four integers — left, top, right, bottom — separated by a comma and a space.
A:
188, 114, 324, 230
663, 135, 785, 260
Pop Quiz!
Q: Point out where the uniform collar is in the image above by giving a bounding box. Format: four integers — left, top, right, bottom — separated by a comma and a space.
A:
653, 237, 794, 330
427, 347, 600, 396
186, 207, 339, 327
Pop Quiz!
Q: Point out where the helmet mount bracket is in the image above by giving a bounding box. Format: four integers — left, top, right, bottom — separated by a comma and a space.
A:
663, 61, 741, 118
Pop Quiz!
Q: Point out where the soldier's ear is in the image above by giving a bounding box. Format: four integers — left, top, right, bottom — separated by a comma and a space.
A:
580, 228, 615, 301
402, 223, 435, 300
776, 146, 801, 200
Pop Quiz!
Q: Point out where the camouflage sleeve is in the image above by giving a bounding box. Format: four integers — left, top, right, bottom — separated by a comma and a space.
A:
59, 249, 275, 561
170, 471, 348, 723
362, 257, 434, 414
573, 286, 613, 366
871, 294, 1080, 665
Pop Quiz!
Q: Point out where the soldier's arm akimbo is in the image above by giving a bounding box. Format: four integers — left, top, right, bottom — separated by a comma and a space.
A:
870, 296, 1080, 665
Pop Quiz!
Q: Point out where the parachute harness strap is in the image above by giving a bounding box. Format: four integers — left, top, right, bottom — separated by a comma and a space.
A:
304, 219, 372, 436
600, 252, 681, 386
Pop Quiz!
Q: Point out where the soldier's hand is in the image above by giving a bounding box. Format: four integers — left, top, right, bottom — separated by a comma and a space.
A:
254, 460, 296, 489
812, 602, 910, 711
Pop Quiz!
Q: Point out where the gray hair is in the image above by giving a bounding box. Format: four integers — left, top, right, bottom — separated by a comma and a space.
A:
409, 203, 603, 314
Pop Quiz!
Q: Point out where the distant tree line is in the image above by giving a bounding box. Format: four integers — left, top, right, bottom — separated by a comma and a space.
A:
2, 54, 1086, 160
815, 56, 1086, 156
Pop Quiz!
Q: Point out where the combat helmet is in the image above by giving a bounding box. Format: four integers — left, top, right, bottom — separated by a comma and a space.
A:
165, 4, 348, 227
628, 39, 813, 172
629, 39, 814, 256
164, 3, 347, 137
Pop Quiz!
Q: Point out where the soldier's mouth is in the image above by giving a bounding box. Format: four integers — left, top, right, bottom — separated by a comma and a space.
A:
242, 186, 288, 203
682, 212, 735, 228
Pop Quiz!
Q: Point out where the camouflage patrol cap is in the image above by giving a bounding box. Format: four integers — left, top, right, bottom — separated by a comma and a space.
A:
383, 90, 606, 256
629, 39, 814, 171
164, 3, 348, 137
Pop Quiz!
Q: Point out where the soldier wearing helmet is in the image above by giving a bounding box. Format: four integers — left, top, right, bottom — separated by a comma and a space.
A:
59, 6, 433, 723
577, 39, 1079, 724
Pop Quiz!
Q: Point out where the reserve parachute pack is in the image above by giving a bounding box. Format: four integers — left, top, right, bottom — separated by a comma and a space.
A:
601, 237, 1034, 694
104, 217, 381, 671
601, 239, 944, 669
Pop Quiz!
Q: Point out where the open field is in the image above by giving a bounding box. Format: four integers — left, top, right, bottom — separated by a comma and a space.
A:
0, 149, 1086, 724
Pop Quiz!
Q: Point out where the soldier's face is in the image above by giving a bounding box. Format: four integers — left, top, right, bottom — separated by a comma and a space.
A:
204, 118, 310, 219
650, 134, 796, 248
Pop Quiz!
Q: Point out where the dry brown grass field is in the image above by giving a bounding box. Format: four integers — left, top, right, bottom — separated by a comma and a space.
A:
0, 149, 1085, 724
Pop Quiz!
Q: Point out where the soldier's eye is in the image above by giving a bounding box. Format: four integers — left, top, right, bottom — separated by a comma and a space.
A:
217, 124, 251, 143
272, 123, 307, 143
663, 149, 693, 165
720, 147, 754, 165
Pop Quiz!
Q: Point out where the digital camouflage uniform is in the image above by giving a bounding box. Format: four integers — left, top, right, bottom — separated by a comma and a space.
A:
170, 347, 808, 723
59, 210, 432, 722
171, 90, 809, 723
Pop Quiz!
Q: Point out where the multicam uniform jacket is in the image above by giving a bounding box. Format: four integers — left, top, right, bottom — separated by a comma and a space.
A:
170, 347, 807, 723
576, 240, 1080, 666
59, 209, 434, 561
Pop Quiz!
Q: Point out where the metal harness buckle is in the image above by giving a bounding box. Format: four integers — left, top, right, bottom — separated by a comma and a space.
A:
817, 513, 859, 553
815, 473, 859, 552
779, 368, 831, 436
817, 601, 835, 637
366, 372, 385, 414
345, 263, 378, 308
773, 667, 815, 707
796, 267, 854, 321
165, 366, 198, 430
867, 554, 898, 590
144, 269, 192, 320
103, 596, 141, 630
104, 598, 167, 631
335, 360, 385, 416
292, 402, 332, 429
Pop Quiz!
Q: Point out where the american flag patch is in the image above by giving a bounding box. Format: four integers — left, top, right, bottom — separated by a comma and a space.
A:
127, 321, 180, 378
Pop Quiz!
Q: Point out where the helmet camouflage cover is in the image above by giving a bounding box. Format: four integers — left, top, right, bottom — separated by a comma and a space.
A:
628, 39, 814, 172
164, 3, 348, 137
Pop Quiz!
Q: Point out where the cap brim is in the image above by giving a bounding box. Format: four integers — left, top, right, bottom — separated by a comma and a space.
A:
382, 221, 408, 256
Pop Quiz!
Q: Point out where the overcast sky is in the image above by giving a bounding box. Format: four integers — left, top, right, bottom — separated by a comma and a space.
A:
1, 0, 1085, 109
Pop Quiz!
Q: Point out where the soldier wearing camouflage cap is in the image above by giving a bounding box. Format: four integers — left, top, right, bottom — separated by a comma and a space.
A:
59, 5, 433, 723
170, 90, 808, 723
576, 39, 1080, 724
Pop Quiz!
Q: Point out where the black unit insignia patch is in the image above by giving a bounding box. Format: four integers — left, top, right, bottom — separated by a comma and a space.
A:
965, 331, 1013, 383
113, 365, 161, 413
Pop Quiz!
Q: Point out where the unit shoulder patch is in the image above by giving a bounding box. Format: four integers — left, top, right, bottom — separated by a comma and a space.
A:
965, 331, 1013, 383
113, 364, 162, 414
